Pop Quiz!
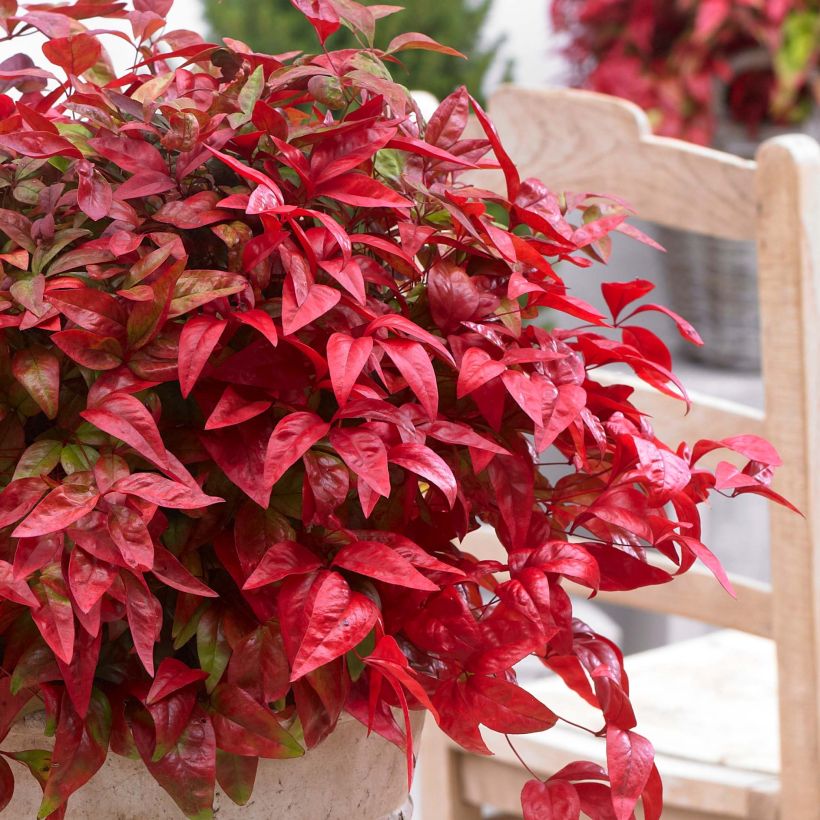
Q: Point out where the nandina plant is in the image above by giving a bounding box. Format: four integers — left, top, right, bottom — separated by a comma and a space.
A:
553, 0, 820, 144
0, 1, 793, 818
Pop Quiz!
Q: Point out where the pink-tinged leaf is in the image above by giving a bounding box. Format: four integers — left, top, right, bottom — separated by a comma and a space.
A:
388, 442, 457, 507
13, 483, 99, 538
675, 535, 734, 596
536, 383, 587, 453
88, 134, 167, 174
502, 370, 547, 427
33, 571, 75, 664
152, 546, 218, 597
211, 683, 303, 759
243, 541, 323, 589
468, 676, 558, 733
114, 170, 176, 200
606, 727, 655, 820
38, 691, 110, 820
264, 412, 330, 487
107, 505, 154, 572
178, 314, 227, 398
386, 31, 465, 58
67, 547, 116, 614
284, 571, 379, 680
111, 473, 223, 509
316, 173, 413, 208
0, 477, 48, 528
0, 131, 82, 159
12, 345, 60, 419
290, 0, 340, 44
468, 91, 520, 199
77, 167, 113, 222
332, 540, 438, 591
0, 559, 39, 606
364, 314, 454, 363
327, 333, 373, 407
281, 281, 340, 336
57, 624, 102, 717
51, 329, 123, 370
380, 338, 438, 419
122, 571, 162, 675
205, 385, 272, 431
147, 658, 209, 705
521, 779, 581, 820
457, 347, 506, 398
329, 427, 390, 498
387, 136, 479, 168
233, 308, 278, 347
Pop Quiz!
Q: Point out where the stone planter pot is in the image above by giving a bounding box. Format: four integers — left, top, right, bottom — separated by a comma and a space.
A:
2, 711, 423, 819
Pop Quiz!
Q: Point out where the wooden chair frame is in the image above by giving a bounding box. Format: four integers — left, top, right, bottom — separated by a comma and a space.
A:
420, 86, 820, 820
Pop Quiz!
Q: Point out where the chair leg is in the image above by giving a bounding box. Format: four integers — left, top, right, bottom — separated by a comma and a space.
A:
418, 723, 483, 820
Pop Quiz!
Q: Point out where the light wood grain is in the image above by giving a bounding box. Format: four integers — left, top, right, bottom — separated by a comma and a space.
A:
482, 87, 756, 240
755, 134, 820, 819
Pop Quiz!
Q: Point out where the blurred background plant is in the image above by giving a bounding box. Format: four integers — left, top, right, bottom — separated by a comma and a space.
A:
552, 0, 820, 145
203, 0, 508, 103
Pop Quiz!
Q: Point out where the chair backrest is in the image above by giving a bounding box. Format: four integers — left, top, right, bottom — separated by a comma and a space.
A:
463, 85, 820, 817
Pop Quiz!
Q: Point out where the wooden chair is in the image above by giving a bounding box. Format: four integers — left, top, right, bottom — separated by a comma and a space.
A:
419, 87, 820, 820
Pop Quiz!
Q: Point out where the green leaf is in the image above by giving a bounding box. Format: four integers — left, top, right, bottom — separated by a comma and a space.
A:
60, 444, 99, 475
229, 65, 265, 128
12, 440, 63, 481
215, 750, 257, 806
197, 607, 230, 693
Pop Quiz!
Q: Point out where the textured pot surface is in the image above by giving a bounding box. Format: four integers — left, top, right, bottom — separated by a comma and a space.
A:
2, 712, 422, 819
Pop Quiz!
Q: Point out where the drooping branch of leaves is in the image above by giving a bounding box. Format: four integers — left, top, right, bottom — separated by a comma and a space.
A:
0, 1, 793, 818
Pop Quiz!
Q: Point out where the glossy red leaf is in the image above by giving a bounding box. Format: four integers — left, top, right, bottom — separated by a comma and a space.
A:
332, 540, 438, 591
243, 541, 323, 589
606, 727, 655, 820
13, 482, 99, 538
122, 571, 162, 675
380, 338, 438, 419
178, 315, 227, 398
327, 332, 373, 406
264, 412, 330, 488
388, 442, 457, 507
12, 345, 60, 419
111, 473, 223, 509
107, 505, 154, 572
457, 347, 506, 398
147, 658, 209, 705
329, 427, 390, 498
521, 779, 581, 820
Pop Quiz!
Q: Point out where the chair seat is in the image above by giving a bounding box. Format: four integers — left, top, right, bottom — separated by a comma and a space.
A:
466, 630, 781, 819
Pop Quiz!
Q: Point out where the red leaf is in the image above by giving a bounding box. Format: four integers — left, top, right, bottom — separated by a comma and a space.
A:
205, 385, 272, 430
457, 348, 506, 398
33, 571, 75, 664
147, 658, 209, 705
178, 314, 227, 398
329, 427, 390, 498
521, 779, 581, 820
107, 505, 154, 571
133, 706, 216, 819
38, 691, 110, 819
243, 541, 323, 589
280, 571, 379, 680
13, 482, 99, 538
388, 442, 457, 507
316, 173, 413, 208
381, 338, 438, 419
122, 571, 162, 675
327, 332, 373, 406
0, 477, 48, 528
601, 279, 654, 322
51, 329, 123, 370
111, 473, 223, 509
290, 0, 340, 45
332, 540, 438, 591
152, 546, 218, 597
77, 166, 113, 221
211, 683, 303, 758
606, 727, 655, 820
67, 547, 116, 613
82, 392, 168, 471
281, 281, 340, 336
42, 33, 101, 75
265, 411, 330, 487
0, 130, 82, 159
233, 308, 278, 347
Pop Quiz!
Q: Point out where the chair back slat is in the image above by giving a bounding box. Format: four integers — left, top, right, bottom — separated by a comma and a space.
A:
487, 86, 757, 240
